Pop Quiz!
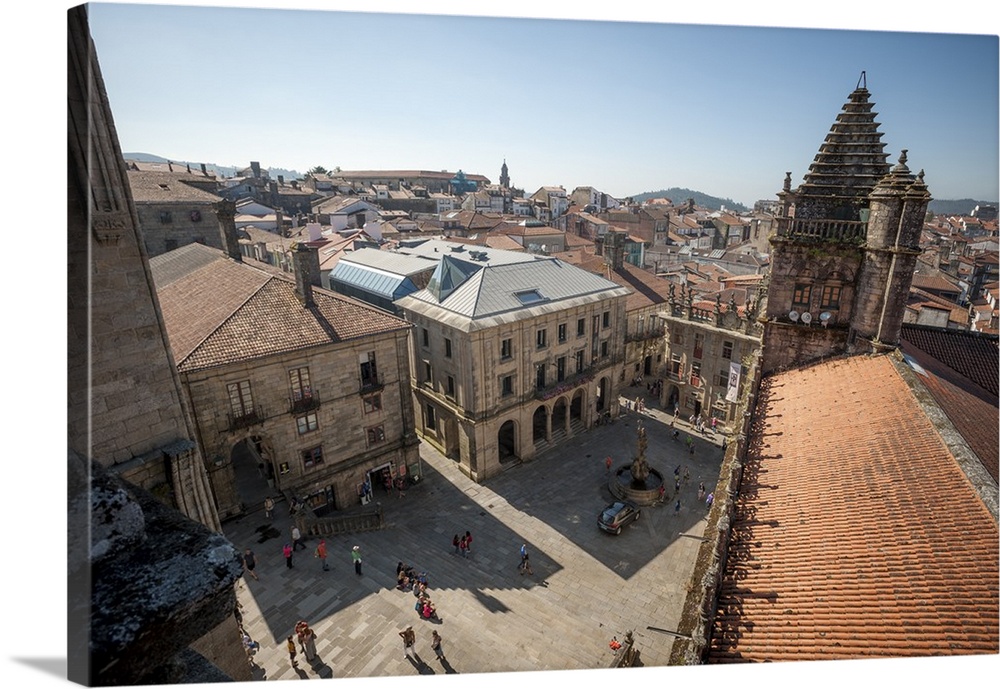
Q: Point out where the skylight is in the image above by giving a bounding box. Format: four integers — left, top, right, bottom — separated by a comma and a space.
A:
515, 289, 546, 305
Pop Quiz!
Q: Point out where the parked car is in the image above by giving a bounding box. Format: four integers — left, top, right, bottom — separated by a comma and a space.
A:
598, 500, 640, 534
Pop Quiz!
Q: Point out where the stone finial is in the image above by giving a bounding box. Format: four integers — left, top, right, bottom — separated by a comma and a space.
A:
783, 172, 792, 192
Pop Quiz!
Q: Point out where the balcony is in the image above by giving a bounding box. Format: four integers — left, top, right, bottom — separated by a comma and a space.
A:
625, 326, 666, 344
776, 217, 866, 244
534, 365, 597, 401
227, 405, 264, 432
289, 390, 321, 414
359, 376, 384, 395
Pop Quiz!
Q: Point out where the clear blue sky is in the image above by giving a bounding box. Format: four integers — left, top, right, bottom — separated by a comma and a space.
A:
85, 1, 998, 207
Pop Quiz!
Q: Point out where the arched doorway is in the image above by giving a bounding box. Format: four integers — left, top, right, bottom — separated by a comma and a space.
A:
230, 435, 274, 515
570, 390, 584, 422
498, 420, 517, 464
552, 397, 568, 436
532, 405, 548, 444
643, 354, 653, 376
667, 385, 680, 414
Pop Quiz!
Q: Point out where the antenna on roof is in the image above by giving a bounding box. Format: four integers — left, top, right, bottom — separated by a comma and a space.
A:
857, 70, 866, 90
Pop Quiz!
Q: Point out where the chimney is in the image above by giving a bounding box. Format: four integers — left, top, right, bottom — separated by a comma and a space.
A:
214, 199, 242, 262
276, 210, 284, 236
270, 180, 279, 208
251, 161, 261, 178
307, 222, 322, 242
278, 174, 284, 185
200, 163, 208, 176
293, 243, 320, 307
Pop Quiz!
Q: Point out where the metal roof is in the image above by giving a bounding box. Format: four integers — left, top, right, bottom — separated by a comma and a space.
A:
329, 261, 417, 301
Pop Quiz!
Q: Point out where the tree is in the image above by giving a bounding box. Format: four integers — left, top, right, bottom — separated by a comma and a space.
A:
307, 165, 329, 177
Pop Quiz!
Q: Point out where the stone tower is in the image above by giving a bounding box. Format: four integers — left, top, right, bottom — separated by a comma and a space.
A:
761, 76, 930, 373
500, 158, 510, 188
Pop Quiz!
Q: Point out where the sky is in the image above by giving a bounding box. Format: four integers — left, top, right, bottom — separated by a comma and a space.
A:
1, 3, 998, 689
83, 1, 999, 208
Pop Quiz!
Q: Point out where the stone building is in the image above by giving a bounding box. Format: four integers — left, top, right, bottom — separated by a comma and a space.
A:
150, 241, 420, 518
68, 6, 243, 683
396, 242, 630, 482
762, 78, 931, 373
126, 168, 231, 257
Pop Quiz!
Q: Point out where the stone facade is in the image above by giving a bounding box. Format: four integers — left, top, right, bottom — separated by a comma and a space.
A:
183, 329, 419, 518
128, 169, 229, 257
401, 272, 629, 482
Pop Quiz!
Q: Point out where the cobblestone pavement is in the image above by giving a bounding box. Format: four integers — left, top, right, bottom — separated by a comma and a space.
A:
224, 389, 726, 681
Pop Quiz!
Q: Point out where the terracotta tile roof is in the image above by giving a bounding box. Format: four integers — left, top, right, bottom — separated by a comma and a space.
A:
899, 324, 999, 397
708, 354, 999, 663
126, 170, 222, 203
151, 244, 410, 372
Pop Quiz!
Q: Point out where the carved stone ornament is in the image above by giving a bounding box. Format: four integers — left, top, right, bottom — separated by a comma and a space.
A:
92, 209, 130, 245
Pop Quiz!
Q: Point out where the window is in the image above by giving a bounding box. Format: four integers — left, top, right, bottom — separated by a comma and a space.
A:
722, 341, 734, 361
360, 351, 379, 389
227, 381, 253, 417
577, 318, 586, 337
426, 405, 436, 430
671, 353, 682, 378
501, 337, 513, 360
502, 375, 514, 396
691, 361, 702, 387
302, 446, 324, 469
536, 363, 546, 389
422, 328, 429, 347
536, 328, 547, 348
672, 331, 684, 345
296, 412, 319, 435
717, 369, 730, 387
694, 334, 704, 360
792, 283, 812, 309
446, 375, 455, 398
557, 356, 566, 382
423, 361, 432, 384
602, 311, 610, 328
575, 350, 584, 374
820, 285, 842, 309
363, 394, 382, 414
289, 367, 312, 401
601, 340, 609, 358
558, 323, 567, 343
366, 425, 386, 445
445, 337, 452, 358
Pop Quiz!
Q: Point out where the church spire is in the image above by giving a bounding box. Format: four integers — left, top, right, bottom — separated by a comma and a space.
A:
499, 159, 510, 188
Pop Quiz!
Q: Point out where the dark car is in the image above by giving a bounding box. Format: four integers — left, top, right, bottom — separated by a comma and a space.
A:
598, 500, 641, 534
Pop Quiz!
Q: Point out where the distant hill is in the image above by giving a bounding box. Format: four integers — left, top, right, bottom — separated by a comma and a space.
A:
629, 188, 748, 213
124, 152, 303, 181
927, 198, 998, 216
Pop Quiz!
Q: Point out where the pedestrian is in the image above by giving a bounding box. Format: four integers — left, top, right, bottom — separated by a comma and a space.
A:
464, 530, 473, 557
263, 496, 274, 520
242, 548, 259, 581
459, 534, 468, 558
286, 636, 297, 666
674, 465, 680, 478
689, 414, 696, 426
300, 625, 317, 662
605, 455, 612, 475
431, 630, 445, 661
711, 417, 718, 431
283, 543, 293, 568
675, 477, 681, 493
518, 543, 533, 575
635, 397, 641, 414
292, 525, 305, 551
452, 534, 460, 555
683, 466, 691, 483
352, 545, 362, 575
400, 625, 416, 660
657, 484, 666, 503
314, 539, 328, 571
675, 499, 681, 514
698, 482, 706, 501
706, 492, 714, 510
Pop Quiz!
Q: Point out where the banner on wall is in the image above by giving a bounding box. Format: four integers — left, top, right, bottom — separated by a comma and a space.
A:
725, 362, 742, 403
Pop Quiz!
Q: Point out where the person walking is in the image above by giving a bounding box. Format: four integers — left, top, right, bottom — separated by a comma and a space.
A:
675, 498, 682, 514
300, 625, 317, 662
605, 455, 612, 475
464, 530, 473, 557
263, 496, 274, 520
518, 543, 533, 575
458, 534, 468, 558
283, 543, 293, 569
697, 481, 706, 501
242, 548, 259, 581
352, 545, 362, 575
291, 525, 305, 551
314, 539, 328, 571
400, 625, 416, 660
452, 534, 460, 555
431, 630, 445, 661
286, 636, 297, 666
706, 492, 715, 510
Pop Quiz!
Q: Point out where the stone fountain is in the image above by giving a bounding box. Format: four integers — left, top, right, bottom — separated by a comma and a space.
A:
609, 421, 664, 506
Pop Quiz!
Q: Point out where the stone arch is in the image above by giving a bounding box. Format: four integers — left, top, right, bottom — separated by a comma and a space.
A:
532, 404, 548, 444
596, 376, 611, 413
552, 396, 569, 436
498, 419, 518, 464
570, 389, 585, 423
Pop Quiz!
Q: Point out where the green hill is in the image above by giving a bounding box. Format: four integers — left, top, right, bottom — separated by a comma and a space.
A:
629, 188, 748, 213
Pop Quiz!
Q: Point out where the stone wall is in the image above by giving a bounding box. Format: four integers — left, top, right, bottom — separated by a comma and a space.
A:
761, 320, 850, 374
135, 201, 227, 257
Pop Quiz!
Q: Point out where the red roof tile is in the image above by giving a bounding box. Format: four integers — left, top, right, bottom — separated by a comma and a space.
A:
708, 355, 999, 663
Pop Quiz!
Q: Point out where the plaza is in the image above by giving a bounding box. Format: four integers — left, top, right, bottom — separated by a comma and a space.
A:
225, 390, 725, 680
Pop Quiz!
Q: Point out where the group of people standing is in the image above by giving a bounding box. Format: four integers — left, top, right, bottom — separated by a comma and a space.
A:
451, 530, 473, 558
286, 620, 318, 666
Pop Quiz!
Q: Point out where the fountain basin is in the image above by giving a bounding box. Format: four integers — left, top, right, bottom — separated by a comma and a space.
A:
609, 466, 664, 506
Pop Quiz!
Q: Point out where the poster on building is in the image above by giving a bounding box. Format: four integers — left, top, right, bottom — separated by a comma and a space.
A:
725, 362, 742, 403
